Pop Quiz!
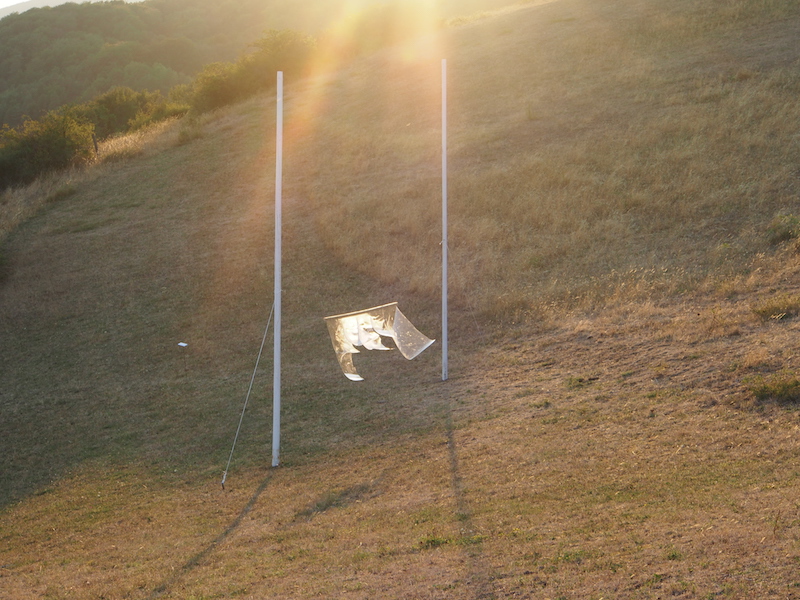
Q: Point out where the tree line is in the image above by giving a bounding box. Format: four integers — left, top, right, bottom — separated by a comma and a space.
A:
0, 0, 343, 127
0, 28, 317, 190
0, 0, 459, 191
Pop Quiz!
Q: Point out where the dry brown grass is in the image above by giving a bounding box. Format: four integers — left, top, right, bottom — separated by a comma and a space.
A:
1, 171, 82, 242
2, 0, 800, 599
0, 118, 182, 248
297, 0, 800, 319
97, 118, 183, 163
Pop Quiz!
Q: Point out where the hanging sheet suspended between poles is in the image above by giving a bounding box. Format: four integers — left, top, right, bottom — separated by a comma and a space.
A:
324, 302, 435, 381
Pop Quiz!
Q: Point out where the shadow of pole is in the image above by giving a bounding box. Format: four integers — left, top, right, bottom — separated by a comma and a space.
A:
147, 473, 274, 599
444, 395, 496, 600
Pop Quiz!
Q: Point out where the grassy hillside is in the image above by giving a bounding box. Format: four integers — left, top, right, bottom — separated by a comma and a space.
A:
300, 0, 800, 320
2, 0, 800, 598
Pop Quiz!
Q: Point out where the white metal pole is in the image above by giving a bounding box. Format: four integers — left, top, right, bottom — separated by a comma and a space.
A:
441, 59, 448, 382
272, 71, 283, 467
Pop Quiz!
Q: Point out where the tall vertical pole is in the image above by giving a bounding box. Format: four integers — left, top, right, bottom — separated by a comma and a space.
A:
441, 59, 448, 382
272, 71, 283, 467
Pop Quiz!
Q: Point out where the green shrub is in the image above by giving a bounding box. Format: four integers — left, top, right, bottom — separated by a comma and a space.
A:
242, 29, 317, 80
189, 62, 241, 114
78, 87, 147, 139
127, 101, 188, 132
0, 112, 94, 189
73, 87, 189, 139
0, 85, 190, 191
188, 29, 317, 115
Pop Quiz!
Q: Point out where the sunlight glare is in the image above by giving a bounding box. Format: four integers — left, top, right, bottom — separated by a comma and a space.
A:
290, 0, 445, 139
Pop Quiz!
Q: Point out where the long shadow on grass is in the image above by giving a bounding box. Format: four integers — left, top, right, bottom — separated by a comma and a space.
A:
147, 473, 273, 599
445, 403, 496, 599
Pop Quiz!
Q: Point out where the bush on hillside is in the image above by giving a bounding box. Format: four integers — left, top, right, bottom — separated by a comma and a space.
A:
189, 29, 317, 114
0, 112, 94, 190
242, 29, 317, 80
189, 62, 242, 114
84, 87, 146, 139
72, 86, 189, 140
126, 98, 188, 132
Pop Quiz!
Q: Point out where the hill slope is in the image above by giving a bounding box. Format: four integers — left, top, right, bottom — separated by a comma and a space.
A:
2, 0, 800, 598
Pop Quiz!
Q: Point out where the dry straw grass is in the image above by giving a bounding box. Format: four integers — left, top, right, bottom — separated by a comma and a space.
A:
2, 0, 800, 599
0, 118, 181, 246
97, 117, 182, 162
296, 0, 800, 320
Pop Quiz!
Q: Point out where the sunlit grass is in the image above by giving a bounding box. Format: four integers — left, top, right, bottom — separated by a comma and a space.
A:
298, 0, 800, 321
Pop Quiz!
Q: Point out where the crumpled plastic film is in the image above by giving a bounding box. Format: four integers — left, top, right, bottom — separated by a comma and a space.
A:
324, 302, 435, 381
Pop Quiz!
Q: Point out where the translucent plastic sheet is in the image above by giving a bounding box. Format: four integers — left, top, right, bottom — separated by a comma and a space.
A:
324, 302, 435, 381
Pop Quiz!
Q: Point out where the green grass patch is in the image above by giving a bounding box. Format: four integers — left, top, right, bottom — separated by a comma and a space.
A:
555, 549, 592, 565
767, 213, 800, 245
418, 534, 451, 550
746, 371, 800, 405
566, 376, 598, 389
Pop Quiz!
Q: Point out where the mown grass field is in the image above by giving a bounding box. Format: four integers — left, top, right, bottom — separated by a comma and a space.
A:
2, 0, 800, 598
